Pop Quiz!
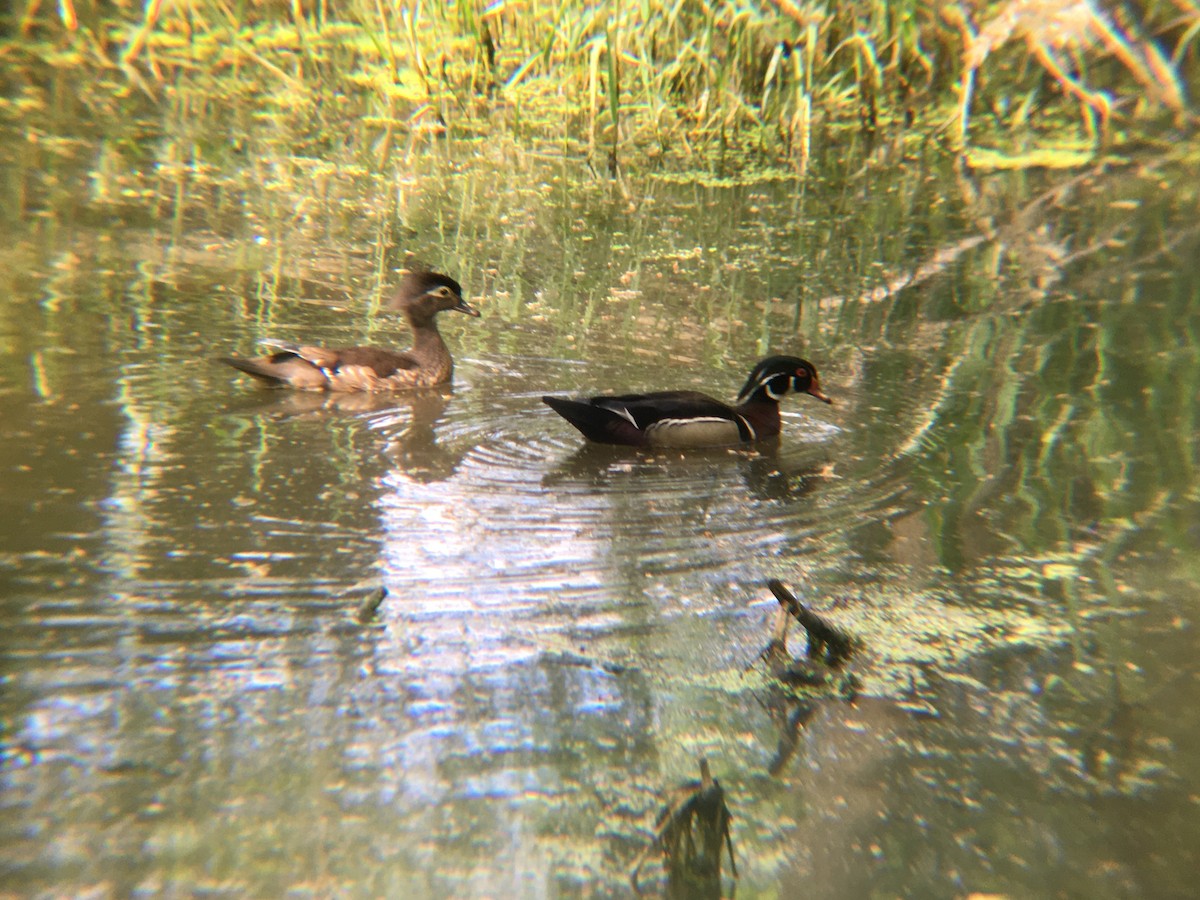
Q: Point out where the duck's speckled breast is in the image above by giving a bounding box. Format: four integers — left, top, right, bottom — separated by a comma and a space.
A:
384, 359, 452, 390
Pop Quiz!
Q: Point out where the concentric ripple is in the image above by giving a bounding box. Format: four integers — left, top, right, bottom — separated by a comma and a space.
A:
357, 355, 919, 684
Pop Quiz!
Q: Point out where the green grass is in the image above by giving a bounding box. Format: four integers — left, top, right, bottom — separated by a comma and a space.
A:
2, 0, 1196, 175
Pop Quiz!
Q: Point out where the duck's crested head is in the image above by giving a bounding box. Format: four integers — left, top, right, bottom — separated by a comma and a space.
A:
736, 355, 832, 405
389, 269, 480, 319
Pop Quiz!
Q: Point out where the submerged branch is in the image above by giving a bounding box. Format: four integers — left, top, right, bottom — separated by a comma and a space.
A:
767, 579, 857, 669
631, 757, 737, 899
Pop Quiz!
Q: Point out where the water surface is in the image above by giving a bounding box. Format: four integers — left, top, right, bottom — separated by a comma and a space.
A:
2, 141, 1198, 898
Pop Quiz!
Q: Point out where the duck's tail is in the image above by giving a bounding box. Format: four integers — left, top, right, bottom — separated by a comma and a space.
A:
542, 396, 646, 446
220, 352, 329, 389
220, 356, 290, 386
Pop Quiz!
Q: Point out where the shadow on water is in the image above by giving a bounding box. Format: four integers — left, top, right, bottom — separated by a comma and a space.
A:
1, 131, 1199, 897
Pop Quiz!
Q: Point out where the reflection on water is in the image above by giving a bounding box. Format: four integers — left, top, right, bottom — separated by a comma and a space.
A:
239, 386, 470, 484
1, 148, 1199, 898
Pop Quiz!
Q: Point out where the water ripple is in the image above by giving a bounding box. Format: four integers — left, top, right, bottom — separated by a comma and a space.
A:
366, 356, 914, 653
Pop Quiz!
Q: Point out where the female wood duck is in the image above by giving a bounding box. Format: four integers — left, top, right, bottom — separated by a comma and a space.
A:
221, 270, 479, 391
542, 356, 831, 448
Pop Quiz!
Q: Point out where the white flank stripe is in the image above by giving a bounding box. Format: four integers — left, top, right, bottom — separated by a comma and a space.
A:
655, 416, 729, 428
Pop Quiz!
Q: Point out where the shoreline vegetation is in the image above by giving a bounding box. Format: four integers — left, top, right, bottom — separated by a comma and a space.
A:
2, 0, 1197, 179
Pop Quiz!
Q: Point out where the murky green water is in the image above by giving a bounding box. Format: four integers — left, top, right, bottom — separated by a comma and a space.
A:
2, 134, 1198, 898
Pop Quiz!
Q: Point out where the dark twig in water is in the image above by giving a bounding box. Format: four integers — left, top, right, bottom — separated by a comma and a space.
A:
767, 579, 857, 668
355, 586, 388, 623
748, 592, 862, 774
747, 607, 834, 687
631, 757, 738, 899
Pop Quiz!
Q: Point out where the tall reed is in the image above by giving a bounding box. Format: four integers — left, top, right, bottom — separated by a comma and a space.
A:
3, 0, 1196, 170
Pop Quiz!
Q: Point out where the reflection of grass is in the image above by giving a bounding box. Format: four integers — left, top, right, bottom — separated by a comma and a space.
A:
846, 161, 1200, 580
904, 272, 1196, 570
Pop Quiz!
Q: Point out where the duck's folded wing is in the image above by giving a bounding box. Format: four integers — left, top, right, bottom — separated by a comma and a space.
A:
595, 391, 753, 446
257, 340, 339, 369
330, 347, 421, 377
594, 391, 736, 429
544, 390, 750, 446
257, 343, 420, 378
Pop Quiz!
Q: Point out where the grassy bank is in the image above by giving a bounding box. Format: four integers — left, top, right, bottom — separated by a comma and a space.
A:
2, 0, 1197, 177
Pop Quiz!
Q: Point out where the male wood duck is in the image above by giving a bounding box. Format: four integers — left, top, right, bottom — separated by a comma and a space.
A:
221, 270, 479, 391
542, 356, 831, 448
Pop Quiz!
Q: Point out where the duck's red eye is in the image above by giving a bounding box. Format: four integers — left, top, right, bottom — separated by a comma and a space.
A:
796, 368, 807, 378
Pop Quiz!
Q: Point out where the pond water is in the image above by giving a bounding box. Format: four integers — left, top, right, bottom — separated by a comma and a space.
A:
2, 134, 1199, 899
